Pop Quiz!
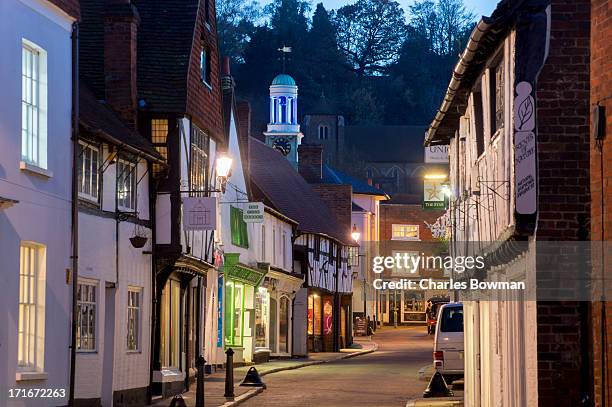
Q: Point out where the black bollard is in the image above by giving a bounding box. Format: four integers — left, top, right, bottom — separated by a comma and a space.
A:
224, 348, 235, 399
195, 355, 206, 407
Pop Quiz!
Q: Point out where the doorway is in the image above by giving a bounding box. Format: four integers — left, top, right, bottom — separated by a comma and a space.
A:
101, 285, 116, 407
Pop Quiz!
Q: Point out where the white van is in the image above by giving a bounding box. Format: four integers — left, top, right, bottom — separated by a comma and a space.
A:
433, 302, 464, 378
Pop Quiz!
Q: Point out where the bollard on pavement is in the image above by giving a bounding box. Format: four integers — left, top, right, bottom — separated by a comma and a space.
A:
195, 355, 206, 407
224, 348, 235, 399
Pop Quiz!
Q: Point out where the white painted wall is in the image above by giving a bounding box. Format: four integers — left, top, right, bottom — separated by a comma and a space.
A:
0, 1, 74, 405
75, 150, 152, 402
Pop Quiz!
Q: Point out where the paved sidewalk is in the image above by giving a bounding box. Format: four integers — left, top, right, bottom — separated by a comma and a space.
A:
150, 336, 377, 407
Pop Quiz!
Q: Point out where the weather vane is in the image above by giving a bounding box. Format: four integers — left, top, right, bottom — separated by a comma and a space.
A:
277, 45, 292, 73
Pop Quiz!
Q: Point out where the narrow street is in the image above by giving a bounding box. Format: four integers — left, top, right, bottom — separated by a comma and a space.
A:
243, 326, 433, 407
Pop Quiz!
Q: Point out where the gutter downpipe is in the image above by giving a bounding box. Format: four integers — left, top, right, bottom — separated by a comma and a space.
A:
68, 21, 80, 407
424, 18, 493, 146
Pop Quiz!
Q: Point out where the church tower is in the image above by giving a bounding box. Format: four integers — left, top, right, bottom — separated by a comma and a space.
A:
264, 74, 303, 168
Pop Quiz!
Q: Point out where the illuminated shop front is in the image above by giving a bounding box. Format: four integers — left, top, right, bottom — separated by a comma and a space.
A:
254, 268, 303, 362
307, 291, 335, 352
223, 253, 266, 363
378, 287, 447, 325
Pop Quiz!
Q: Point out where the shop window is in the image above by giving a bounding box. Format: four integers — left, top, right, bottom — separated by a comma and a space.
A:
279, 297, 290, 353
403, 291, 425, 322
160, 279, 181, 368
307, 295, 314, 335
230, 206, 249, 248
391, 224, 419, 241
225, 281, 244, 346
18, 243, 46, 371
255, 287, 270, 349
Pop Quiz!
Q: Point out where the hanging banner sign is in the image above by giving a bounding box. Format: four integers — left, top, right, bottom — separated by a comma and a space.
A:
423, 180, 446, 210
425, 145, 449, 163
183, 197, 216, 231
243, 202, 264, 223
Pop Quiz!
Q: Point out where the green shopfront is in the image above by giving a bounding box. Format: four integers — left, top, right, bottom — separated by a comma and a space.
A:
222, 253, 266, 363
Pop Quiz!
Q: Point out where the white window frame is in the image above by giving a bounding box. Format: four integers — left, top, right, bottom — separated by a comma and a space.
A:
76, 281, 98, 352
391, 224, 420, 241
78, 141, 100, 202
392, 250, 420, 277
127, 287, 142, 352
21, 40, 48, 170
117, 158, 137, 211
17, 242, 46, 373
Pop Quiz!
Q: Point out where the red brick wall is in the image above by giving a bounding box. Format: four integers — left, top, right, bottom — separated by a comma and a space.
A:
104, 3, 139, 129
534, 0, 591, 404
380, 204, 444, 242
185, 0, 224, 143
310, 184, 352, 242
48, 0, 80, 19
298, 144, 323, 183
591, 0, 612, 405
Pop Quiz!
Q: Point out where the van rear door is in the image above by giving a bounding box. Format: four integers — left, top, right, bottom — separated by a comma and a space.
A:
435, 305, 464, 372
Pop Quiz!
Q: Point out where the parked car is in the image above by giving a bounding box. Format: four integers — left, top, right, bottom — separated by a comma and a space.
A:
426, 298, 449, 334
433, 302, 464, 379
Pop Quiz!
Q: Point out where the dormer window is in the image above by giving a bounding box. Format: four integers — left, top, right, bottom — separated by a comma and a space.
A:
318, 124, 329, 140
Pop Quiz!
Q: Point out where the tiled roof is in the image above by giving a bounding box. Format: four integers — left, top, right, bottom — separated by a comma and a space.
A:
344, 125, 428, 163
134, 0, 198, 113
322, 165, 387, 197
249, 138, 348, 245
80, 83, 162, 160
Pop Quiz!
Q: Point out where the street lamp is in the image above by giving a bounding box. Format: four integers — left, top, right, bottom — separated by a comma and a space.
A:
351, 224, 361, 243
216, 153, 233, 193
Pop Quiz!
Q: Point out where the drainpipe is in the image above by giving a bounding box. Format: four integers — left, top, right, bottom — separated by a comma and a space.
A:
68, 21, 79, 407
147, 163, 158, 404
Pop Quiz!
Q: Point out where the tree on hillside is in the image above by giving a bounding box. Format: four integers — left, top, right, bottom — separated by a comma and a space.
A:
304, 3, 352, 103
217, 0, 261, 62
334, 0, 406, 77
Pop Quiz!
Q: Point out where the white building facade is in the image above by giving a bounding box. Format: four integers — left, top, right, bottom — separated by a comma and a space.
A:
0, 1, 76, 405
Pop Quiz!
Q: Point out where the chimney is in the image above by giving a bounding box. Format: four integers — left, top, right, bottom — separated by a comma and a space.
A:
104, 0, 140, 129
235, 101, 251, 169
298, 143, 323, 183
221, 56, 235, 93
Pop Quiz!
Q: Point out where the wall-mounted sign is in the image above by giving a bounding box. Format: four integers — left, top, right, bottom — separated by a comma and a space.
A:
423, 180, 446, 210
183, 197, 216, 231
243, 202, 264, 223
514, 81, 537, 215
425, 145, 449, 163
217, 274, 223, 347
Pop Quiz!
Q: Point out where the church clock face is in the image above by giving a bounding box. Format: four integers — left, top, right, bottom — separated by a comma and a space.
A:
272, 138, 291, 156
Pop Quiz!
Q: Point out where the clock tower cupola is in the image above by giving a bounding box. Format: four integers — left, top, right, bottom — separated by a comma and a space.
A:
264, 74, 303, 168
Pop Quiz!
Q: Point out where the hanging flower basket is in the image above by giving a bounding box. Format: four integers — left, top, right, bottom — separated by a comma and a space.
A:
129, 235, 148, 248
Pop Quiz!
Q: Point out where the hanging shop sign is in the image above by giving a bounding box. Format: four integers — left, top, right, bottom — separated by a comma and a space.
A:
243, 202, 264, 223
425, 145, 449, 163
423, 180, 446, 210
183, 197, 216, 231
224, 253, 267, 286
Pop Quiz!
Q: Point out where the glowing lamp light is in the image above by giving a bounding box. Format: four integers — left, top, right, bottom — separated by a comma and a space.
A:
424, 173, 448, 180
216, 154, 233, 178
441, 184, 452, 198
215, 153, 233, 193
351, 224, 361, 243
